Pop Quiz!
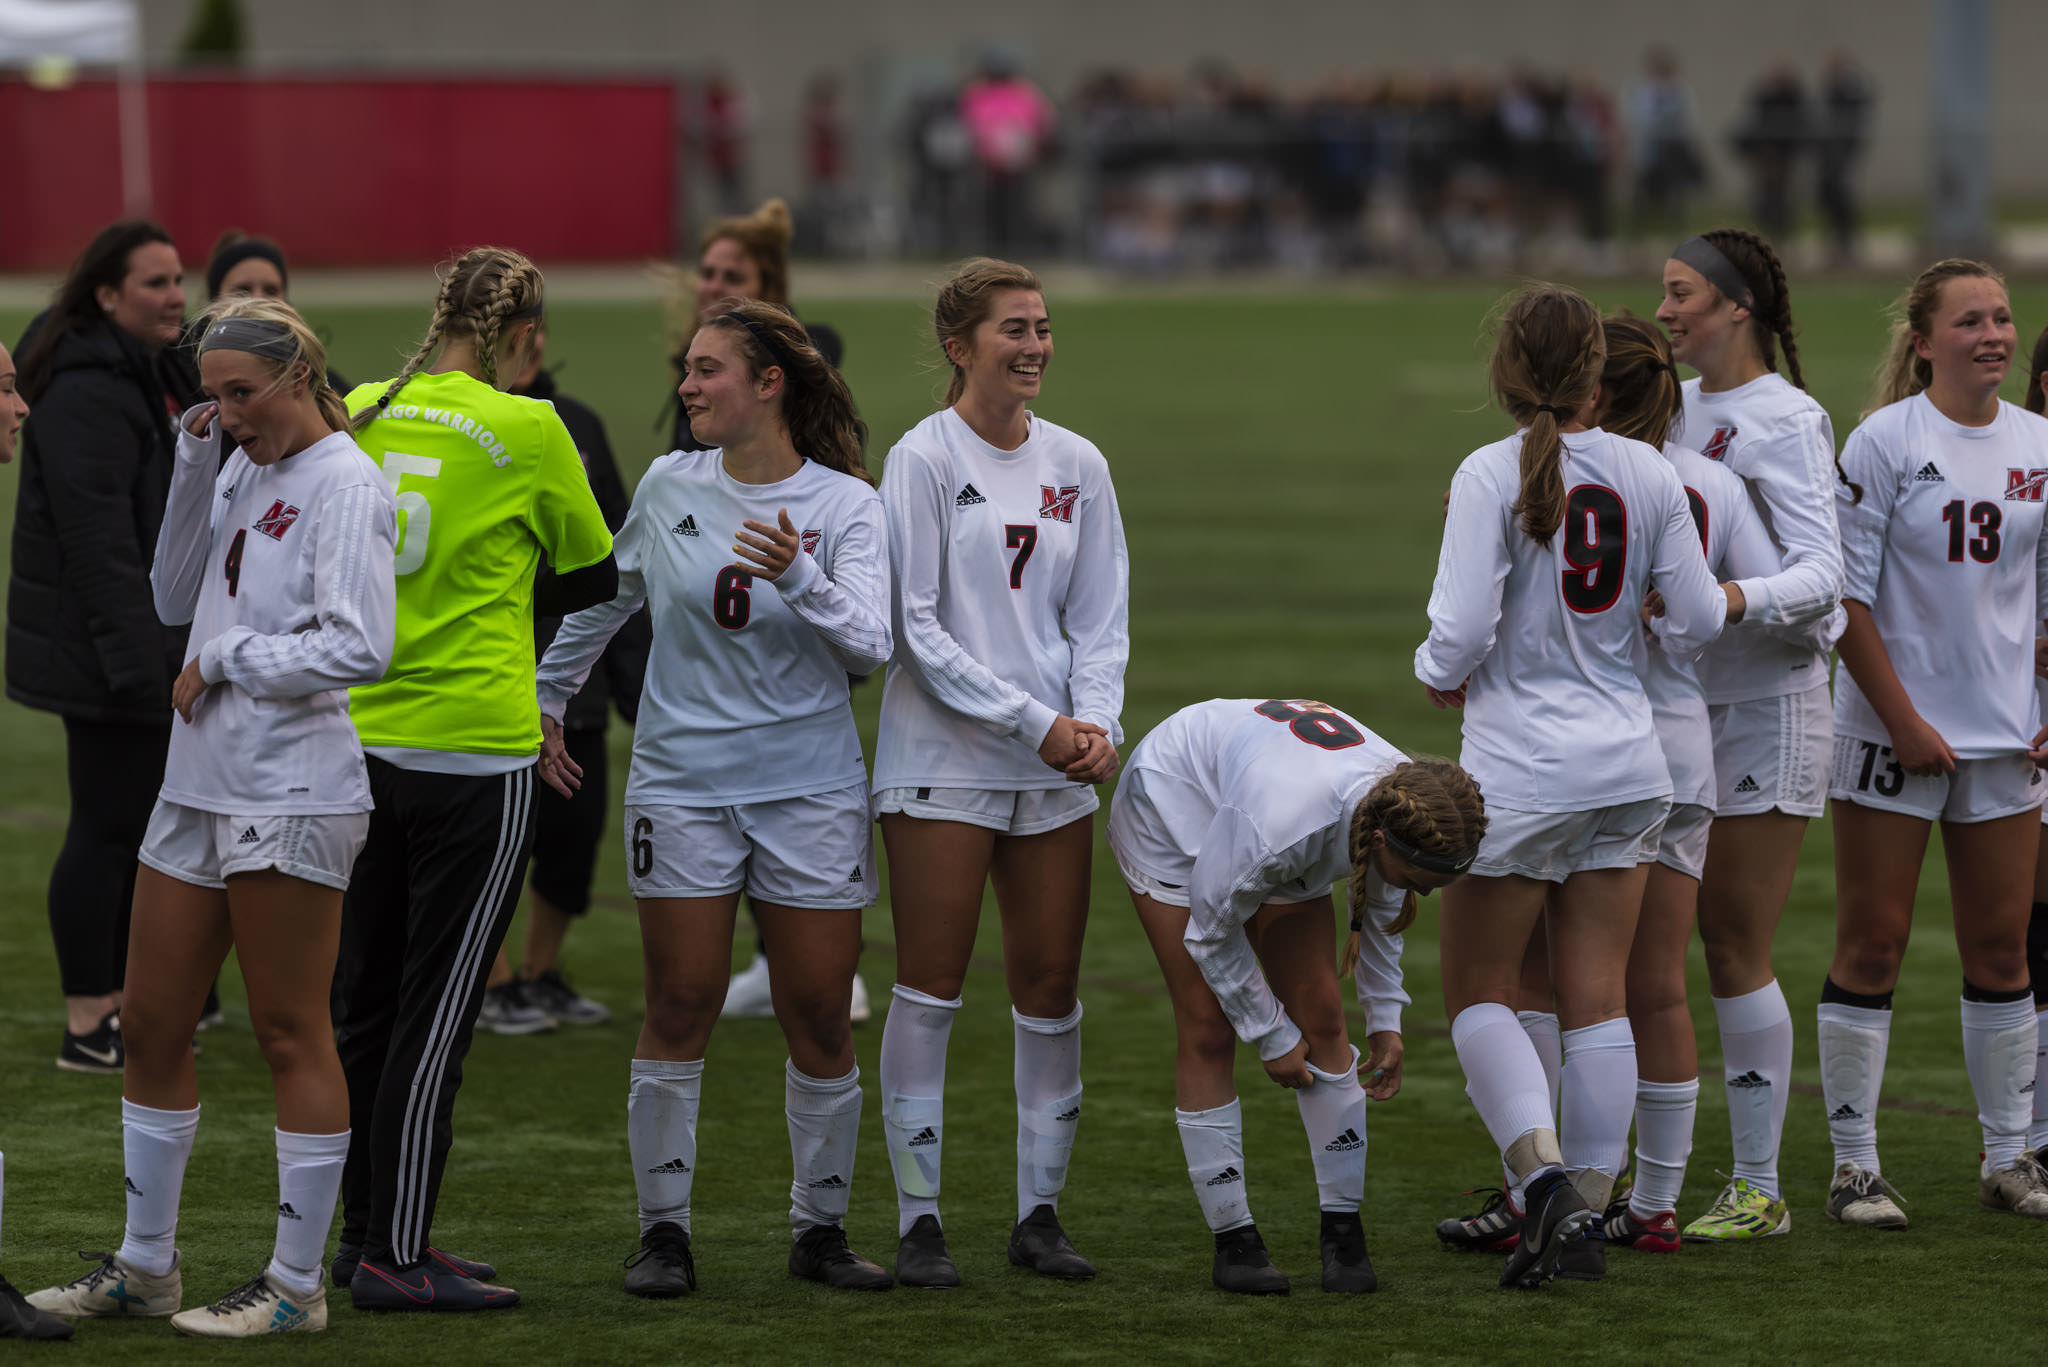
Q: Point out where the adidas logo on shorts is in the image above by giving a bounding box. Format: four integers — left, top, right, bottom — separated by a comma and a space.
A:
1828, 1104, 1859, 1122
849, 865, 862, 883
278, 1201, 302, 1221
1323, 1127, 1364, 1152
646, 1157, 691, 1174
237, 825, 261, 845
1734, 775, 1761, 794
1913, 462, 1944, 482
808, 1173, 848, 1189
907, 1126, 939, 1148
955, 484, 987, 507
1056, 1106, 1081, 1122
672, 515, 700, 537
1727, 1069, 1769, 1089
1206, 1166, 1243, 1187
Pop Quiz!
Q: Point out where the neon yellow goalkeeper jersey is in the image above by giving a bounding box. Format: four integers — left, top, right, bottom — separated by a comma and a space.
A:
344, 370, 612, 757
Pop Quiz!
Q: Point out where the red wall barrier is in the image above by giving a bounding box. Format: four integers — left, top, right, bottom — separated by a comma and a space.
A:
0, 75, 679, 270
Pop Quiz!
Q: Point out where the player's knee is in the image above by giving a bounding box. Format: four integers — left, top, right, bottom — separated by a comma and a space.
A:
1179, 1013, 1236, 1068
644, 980, 720, 1047
1836, 931, 1908, 988
248, 1009, 331, 1076
1957, 935, 2028, 992
1007, 963, 1079, 1020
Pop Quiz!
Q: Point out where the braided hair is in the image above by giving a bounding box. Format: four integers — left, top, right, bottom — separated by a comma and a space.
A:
353, 246, 544, 432
1338, 760, 1486, 977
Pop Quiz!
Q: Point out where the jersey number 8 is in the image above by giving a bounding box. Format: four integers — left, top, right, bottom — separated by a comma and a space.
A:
1254, 698, 1365, 750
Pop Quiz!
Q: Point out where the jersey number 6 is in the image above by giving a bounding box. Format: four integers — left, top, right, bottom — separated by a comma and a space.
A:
1561, 484, 1627, 614
713, 566, 754, 629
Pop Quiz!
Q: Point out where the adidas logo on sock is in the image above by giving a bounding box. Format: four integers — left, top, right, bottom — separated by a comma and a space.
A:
1727, 1070, 1769, 1089
1056, 1106, 1081, 1122
237, 825, 261, 845
1828, 1104, 1860, 1121
809, 1174, 848, 1189
907, 1126, 939, 1147
672, 515, 700, 537
955, 484, 986, 506
278, 1201, 302, 1221
646, 1157, 691, 1174
2023, 1080, 2037, 1095
1913, 462, 1944, 482
124, 1176, 143, 1196
1734, 775, 1761, 794
1206, 1166, 1243, 1186
1323, 1127, 1364, 1152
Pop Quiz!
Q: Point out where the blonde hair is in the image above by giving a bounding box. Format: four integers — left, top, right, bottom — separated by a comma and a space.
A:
933, 256, 1044, 407
1490, 284, 1605, 546
1870, 258, 2007, 414
198, 295, 350, 436
354, 246, 544, 431
697, 299, 871, 485
1338, 759, 1486, 976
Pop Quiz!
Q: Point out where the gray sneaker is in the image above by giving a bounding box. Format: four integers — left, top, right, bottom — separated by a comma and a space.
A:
1825, 1161, 1907, 1228
525, 970, 611, 1026
1981, 1151, 2048, 1219
477, 981, 555, 1036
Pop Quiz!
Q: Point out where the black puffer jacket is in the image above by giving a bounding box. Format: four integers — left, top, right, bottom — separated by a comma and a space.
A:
7, 320, 197, 723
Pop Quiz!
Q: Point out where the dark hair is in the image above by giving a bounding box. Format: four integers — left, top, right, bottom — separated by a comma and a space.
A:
1490, 283, 1605, 545
697, 299, 871, 485
19, 219, 176, 402
1599, 313, 1682, 447
206, 230, 289, 300
2028, 323, 2048, 417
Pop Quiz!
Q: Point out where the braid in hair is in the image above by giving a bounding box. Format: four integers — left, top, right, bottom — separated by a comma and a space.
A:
470, 263, 539, 389
1338, 759, 1486, 977
352, 247, 543, 431
353, 264, 460, 433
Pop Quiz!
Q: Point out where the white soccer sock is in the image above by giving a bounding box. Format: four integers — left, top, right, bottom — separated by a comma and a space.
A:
628, 1058, 702, 1235
786, 1061, 862, 1232
1296, 1047, 1368, 1213
1961, 994, 2038, 1172
268, 1129, 348, 1297
1452, 1002, 1558, 1166
117, 1098, 199, 1276
1014, 1002, 1083, 1222
1817, 1002, 1890, 1173
1711, 981, 1792, 1199
880, 984, 960, 1235
1175, 1100, 1253, 1233
1630, 1078, 1699, 1218
1560, 1017, 1636, 1201
2032, 1007, 2048, 1153
1504, 1010, 1562, 1200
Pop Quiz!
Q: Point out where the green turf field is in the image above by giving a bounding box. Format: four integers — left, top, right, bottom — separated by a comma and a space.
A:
2, 278, 2043, 1363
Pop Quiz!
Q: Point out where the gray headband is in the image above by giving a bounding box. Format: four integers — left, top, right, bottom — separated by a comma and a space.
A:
1672, 236, 1756, 311
198, 316, 299, 363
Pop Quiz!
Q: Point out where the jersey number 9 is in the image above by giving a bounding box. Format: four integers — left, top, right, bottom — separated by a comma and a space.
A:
1561, 484, 1627, 614
378, 450, 443, 576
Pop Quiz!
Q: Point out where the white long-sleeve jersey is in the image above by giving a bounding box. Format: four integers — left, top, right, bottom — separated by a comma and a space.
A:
538, 449, 889, 806
875, 408, 1129, 791
151, 411, 398, 815
1671, 373, 1844, 704
1129, 698, 1412, 1061
1833, 395, 2048, 757
1416, 427, 1725, 812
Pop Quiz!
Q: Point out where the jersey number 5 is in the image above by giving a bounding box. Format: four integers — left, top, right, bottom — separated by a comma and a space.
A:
378, 450, 443, 576
1254, 699, 1366, 750
1561, 484, 1627, 614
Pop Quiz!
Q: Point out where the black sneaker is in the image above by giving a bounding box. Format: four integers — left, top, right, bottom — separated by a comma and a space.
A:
0, 1272, 73, 1341
332, 1243, 496, 1290
623, 1222, 695, 1299
895, 1214, 961, 1289
525, 970, 611, 1026
56, 1010, 122, 1075
1435, 1186, 1521, 1252
1500, 1171, 1594, 1290
1007, 1204, 1095, 1280
1212, 1225, 1289, 1295
788, 1225, 892, 1291
1318, 1211, 1376, 1293
349, 1255, 518, 1312
1556, 1229, 1605, 1281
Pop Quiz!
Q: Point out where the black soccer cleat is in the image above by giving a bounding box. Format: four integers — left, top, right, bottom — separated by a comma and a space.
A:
332, 1242, 495, 1290
1007, 1204, 1095, 1280
0, 1273, 74, 1341
789, 1225, 893, 1291
1556, 1228, 1606, 1281
623, 1222, 695, 1299
1211, 1224, 1289, 1295
1318, 1211, 1377, 1293
1435, 1186, 1521, 1252
895, 1214, 961, 1289
1499, 1171, 1595, 1290
349, 1254, 518, 1312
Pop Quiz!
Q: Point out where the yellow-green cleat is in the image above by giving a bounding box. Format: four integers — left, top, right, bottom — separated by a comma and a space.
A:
1682, 1178, 1790, 1241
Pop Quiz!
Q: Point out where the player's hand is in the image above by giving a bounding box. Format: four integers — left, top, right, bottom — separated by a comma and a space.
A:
2035, 636, 2048, 678
1361, 1030, 1405, 1100
1891, 714, 1956, 777
2029, 720, 2048, 767
171, 655, 212, 723
1720, 582, 1747, 623
1263, 1039, 1314, 1090
1065, 731, 1121, 785
733, 508, 800, 581
1038, 714, 1104, 771
183, 402, 218, 438
1423, 681, 1467, 709
538, 714, 583, 798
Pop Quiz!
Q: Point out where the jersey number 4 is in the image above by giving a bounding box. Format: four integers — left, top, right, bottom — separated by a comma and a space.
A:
1254, 699, 1365, 751
1561, 484, 1627, 614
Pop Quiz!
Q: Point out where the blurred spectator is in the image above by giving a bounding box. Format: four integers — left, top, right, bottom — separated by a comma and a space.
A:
700, 69, 750, 216
905, 79, 972, 255
1816, 52, 1874, 264
1626, 46, 1705, 239
1731, 62, 1808, 242
960, 48, 1057, 255
798, 71, 851, 256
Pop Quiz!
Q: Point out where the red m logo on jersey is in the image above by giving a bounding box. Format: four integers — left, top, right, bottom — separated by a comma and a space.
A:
2005, 469, 2048, 502
253, 499, 301, 540
801, 528, 822, 555
1038, 485, 1080, 522
1699, 426, 1737, 462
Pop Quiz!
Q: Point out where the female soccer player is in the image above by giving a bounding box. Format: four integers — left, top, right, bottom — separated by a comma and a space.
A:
1657, 229, 1846, 1241
1818, 259, 2048, 1225
26, 298, 397, 1336
874, 257, 1129, 1288
331, 247, 615, 1312
1417, 282, 1736, 1289
537, 300, 892, 1297
1111, 698, 1483, 1295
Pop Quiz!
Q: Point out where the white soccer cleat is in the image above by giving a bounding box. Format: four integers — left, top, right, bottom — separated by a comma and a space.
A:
27, 1250, 180, 1318
171, 1269, 325, 1337
1980, 1153, 2048, 1219
1824, 1161, 1907, 1229
721, 953, 775, 1019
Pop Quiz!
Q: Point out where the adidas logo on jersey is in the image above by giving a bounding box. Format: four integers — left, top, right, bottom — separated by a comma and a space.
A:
1206, 1166, 1243, 1187
1056, 1105, 1081, 1122
1734, 775, 1761, 794
808, 1174, 848, 1189
646, 1157, 691, 1174
1828, 1104, 1859, 1122
237, 825, 261, 845
1727, 1069, 1769, 1089
1323, 1127, 1364, 1152
672, 515, 700, 537
1913, 462, 1944, 483
277, 1202, 302, 1221
907, 1126, 939, 1148
955, 484, 987, 507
